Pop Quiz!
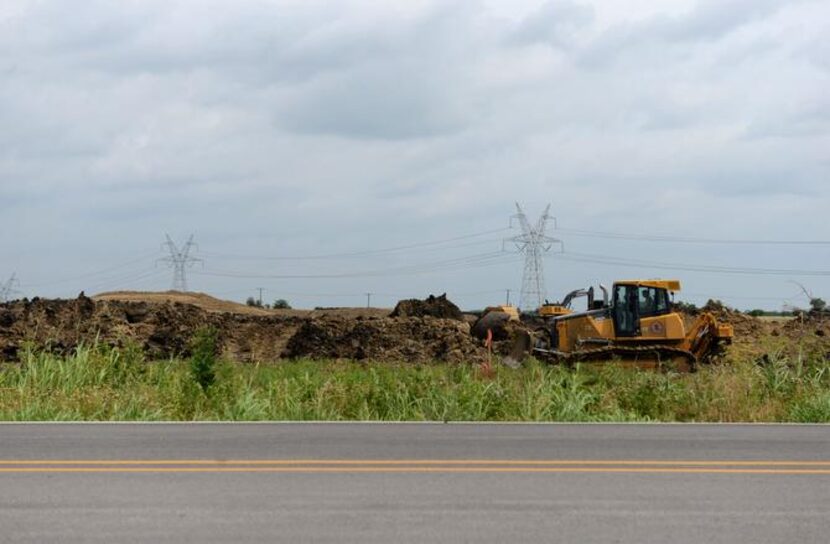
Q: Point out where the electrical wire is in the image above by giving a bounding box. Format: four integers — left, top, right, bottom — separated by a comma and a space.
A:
684, 291, 805, 302
198, 238, 505, 262
74, 267, 168, 294
20, 250, 165, 287
555, 228, 830, 245
552, 251, 830, 277
191, 251, 520, 280
194, 228, 512, 261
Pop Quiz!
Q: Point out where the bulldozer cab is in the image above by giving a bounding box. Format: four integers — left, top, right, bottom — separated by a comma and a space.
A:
612, 281, 676, 337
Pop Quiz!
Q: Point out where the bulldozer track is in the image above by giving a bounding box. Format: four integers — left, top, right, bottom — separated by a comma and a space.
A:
535, 343, 697, 371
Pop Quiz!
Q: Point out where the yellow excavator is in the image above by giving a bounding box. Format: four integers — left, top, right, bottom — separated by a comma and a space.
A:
508, 279, 733, 371
537, 285, 609, 320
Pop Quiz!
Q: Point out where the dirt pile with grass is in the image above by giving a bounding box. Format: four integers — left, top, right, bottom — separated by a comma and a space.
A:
698, 300, 771, 340
692, 300, 829, 345
390, 294, 463, 321
93, 291, 278, 316
783, 313, 830, 338
0, 294, 485, 364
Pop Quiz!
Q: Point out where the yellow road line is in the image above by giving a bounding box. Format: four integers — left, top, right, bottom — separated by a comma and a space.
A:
0, 459, 829, 466
0, 467, 829, 474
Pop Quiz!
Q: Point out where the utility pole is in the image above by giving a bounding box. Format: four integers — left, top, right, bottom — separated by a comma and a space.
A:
0, 273, 20, 303
257, 287, 264, 307
366, 292, 372, 308
158, 234, 201, 292
505, 288, 511, 306
507, 203, 563, 311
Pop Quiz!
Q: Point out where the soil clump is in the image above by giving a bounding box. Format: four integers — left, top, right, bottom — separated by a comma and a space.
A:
390, 294, 463, 321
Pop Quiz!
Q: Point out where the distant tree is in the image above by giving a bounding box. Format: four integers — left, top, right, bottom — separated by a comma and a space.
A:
703, 299, 726, 311
747, 309, 765, 317
273, 299, 291, 309
810, 298, 826, 313
673, 301, 699, 314
246, 297, 263, 308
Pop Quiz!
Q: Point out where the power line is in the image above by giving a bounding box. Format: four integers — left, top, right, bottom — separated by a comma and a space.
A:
20, 250, 164, 288
555, 227, 830, 245
194, 228, 511, 261
192, 251, 519, 280
84, 267, 167, 294
552, 251, 830, 276
684, 291, 805, 302
192, 243, 828, 285
199, 239, 504, 262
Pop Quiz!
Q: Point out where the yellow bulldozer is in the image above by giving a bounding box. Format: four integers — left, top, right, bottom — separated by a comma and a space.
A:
508, 279, 733, 371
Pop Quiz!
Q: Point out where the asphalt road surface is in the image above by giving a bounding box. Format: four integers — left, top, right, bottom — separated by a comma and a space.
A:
1, 423, 828, 543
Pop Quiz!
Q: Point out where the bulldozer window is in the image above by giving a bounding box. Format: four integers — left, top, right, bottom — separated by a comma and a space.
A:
639, 286, 669, 317
613, 284, 639, 336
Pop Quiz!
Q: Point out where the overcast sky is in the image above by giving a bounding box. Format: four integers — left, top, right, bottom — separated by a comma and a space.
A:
0, 0, 827, 310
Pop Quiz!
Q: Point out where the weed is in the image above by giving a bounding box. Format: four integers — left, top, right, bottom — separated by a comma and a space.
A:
189, 327, 218, 392
0, 343, 828, 422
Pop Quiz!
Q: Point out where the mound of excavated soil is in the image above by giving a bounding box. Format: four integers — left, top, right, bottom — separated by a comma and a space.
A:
698, 302, 770, 340
95, 291, 392, 320
94, 291, 280, 316
308, 307, 392, 319
0, 295, 485, 364
783, 313, 830, 338
390, 294, 463, 321
284, 316, 481, 363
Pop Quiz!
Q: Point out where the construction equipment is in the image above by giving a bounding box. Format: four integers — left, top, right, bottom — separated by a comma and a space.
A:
471, 304, 520, 340
508, 279, 733, 371
537, 285, 609, 319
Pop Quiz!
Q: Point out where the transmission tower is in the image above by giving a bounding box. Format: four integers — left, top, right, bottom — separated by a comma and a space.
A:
158, 234, 201, 292
0, 273, 20, 303
508, 203, 563, 311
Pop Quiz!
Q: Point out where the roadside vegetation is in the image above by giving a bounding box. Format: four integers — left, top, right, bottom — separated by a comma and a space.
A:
0, 332, 827, 422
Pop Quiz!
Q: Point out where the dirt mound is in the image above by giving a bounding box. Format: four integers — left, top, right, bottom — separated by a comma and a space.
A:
699, 300, 770, 340
783, 313, 830, 338
0, 295, 486, 364
390, 294, 463, 321
284, 316, 481, 363
0, 294, 306, 362
309, 307, 391, 319
93, 291, 278, 316
94, 291, 395, 319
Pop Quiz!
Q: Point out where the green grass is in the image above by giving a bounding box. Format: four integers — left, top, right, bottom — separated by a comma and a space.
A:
0, 341, 828, 422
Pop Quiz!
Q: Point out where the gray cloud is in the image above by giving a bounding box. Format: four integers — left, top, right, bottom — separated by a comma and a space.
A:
509, 0, 595, 49
578, 0, 794, 68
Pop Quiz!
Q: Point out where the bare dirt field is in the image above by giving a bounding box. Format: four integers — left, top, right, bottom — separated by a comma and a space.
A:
0, 292, 826, 365
93, 291, 391, 319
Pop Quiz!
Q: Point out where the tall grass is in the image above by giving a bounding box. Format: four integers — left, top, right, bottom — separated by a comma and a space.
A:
0, 343, 828, 422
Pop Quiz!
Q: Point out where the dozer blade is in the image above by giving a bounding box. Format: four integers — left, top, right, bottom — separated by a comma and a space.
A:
503, 329, 534, 368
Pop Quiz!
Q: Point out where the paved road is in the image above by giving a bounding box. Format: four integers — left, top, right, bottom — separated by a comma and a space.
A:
0, 423, 828, 543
